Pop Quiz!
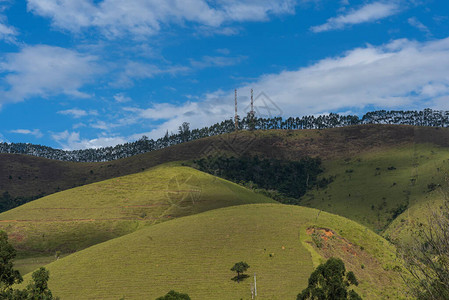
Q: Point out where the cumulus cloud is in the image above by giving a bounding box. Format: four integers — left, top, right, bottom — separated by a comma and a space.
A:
311, 2, 400, 32
27, 0, 296, 38
0, 45, 102, 105
124, 37, 449, 140
52, 130, 127, 149
10, 129, 43, 138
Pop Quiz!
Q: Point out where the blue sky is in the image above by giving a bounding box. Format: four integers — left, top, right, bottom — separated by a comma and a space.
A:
0, 0, 448, 149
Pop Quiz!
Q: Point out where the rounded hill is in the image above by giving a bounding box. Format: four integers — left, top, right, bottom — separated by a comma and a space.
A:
0, 164, 275, 254
32, 204, 406, 300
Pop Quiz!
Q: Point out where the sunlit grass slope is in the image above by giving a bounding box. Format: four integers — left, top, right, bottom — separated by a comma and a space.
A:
301, 143, 449, 236
29, 204, 405, 300
0, 164, 275, 254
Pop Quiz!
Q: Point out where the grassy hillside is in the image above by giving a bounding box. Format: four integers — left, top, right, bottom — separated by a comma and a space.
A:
21, 204, 405, 300
300, 143, 449, 235
2, 125, 447, 201
0, 164, 275, 254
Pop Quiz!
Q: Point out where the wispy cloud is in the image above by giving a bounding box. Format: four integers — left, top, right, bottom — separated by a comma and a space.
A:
190, 55, 247, 69
0, 2, 17, 43
111, 61, 189, 88
113, 93, 131, 103
408, 17, 431, 36
0, 21, 17, 43
27, 0, 297, 38
10, 128, 43, 138
58, 108, 98, 118
311, 2, 400, 32
0, 45, 102, 105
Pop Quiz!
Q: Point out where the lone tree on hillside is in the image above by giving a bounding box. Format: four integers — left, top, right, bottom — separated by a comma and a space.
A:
156, 290, 191, 300
297, 257, 361, 300
231, 261, 250, 283
399, 180, 449, 299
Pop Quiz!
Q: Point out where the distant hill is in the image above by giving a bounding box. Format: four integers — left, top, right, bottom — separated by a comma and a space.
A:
2, 108, 448, 163
0, 164, 275, 254
3, 124, 449, 201
24, 204, 406, 300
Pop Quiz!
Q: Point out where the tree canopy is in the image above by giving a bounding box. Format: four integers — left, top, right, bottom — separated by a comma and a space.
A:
0, 231, 22, 293
298, 257, 361, 300
231, 261, 250, 283
0, 108, 447, 162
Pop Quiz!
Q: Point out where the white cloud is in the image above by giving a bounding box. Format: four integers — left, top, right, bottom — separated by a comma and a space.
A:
10, 129, 43, 138
408, 17, 431, 35
27, 0, 296, 38
58, 108, 98, 118
0, 45, 102, 104
0, 2, 17, 43
52, 130, 127, 150
112, 61, 189, 87
0, 21, 17, 43
311, 2, 400, 32
125, 37, 449, 140
113, 93, 131, 103
190, 55, 247, 68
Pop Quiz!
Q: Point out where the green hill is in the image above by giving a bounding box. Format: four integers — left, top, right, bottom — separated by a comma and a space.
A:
24, 204, 405, 300
299, 143, 449, 239
0, 164, 275, 255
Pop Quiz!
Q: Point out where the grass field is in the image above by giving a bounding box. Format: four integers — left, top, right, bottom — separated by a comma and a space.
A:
20, 204, 406, 300
1, 164, 275, 255
300, 143, 449, 237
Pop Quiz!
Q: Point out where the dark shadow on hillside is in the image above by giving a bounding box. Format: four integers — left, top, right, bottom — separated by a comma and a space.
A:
231, 274, 250, 283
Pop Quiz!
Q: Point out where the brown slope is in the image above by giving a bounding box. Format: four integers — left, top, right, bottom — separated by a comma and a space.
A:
1, 124, 448, 199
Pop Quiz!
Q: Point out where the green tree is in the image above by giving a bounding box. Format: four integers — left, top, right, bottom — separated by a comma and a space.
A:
231, 261, 250, 283
155, 290, 191, 300
297, 257, 361, 300
26, 267, 55, 299
0, 231, 22, 294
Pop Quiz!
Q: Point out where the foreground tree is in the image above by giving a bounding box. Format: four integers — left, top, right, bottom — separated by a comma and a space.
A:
298, 257, 361, 300
26, 267, 55, 299
0, 230, 57, 299
0, 231, 22, 293
231, 261, 250, 283
155, 290, 191, 300
399, 187, 449, 299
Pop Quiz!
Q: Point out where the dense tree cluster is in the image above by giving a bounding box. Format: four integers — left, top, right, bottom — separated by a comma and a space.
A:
0, 108, 447, 162
298, 257, 361, 300
193, 156, 328, 203
0, 192, 44, 213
